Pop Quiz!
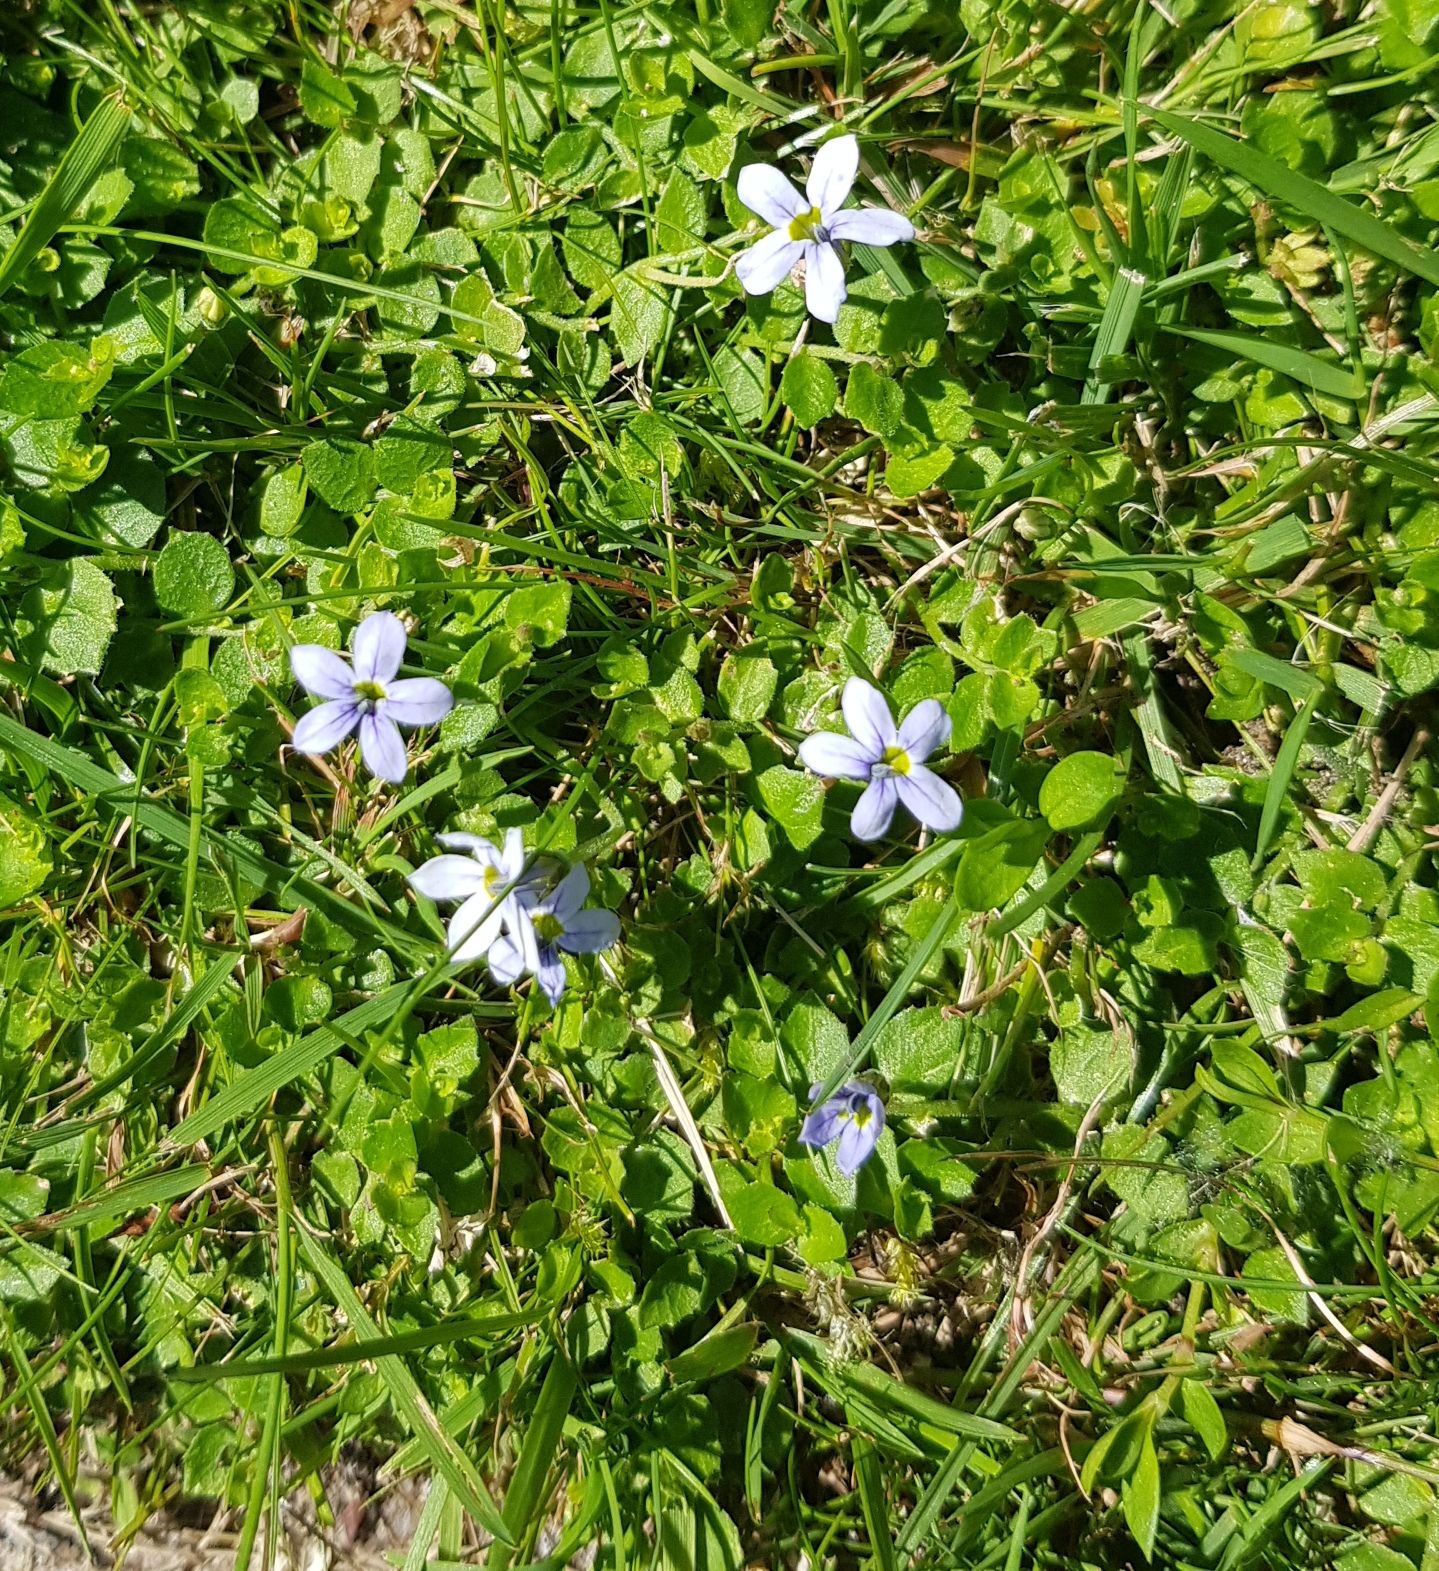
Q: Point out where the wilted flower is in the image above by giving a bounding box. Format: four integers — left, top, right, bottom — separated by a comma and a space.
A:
734, 133, 915, 323
488, 860, 620, 1007
290, 611, 452, 784
407, 828, 537, 964
798, 675, 961, 841
800, 1081, 886, 1175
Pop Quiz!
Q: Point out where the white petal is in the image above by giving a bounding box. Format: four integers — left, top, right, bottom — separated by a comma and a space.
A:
897, 699, 951, 763
798, 731, 875, 781
804, 240, 846, 323
448, 892, 503, 963
896, 767, 963, 833
291, 700, 358, 755
488, 932, 528, 985
559, 908, 620, 954
351, 611, 407, 685
358, 712, 407, 783
850, 777, 898, 842
828, 207, 915, 247
498, 827, 527, 881
842, 676, 897, 755
380, 677, 453, 728
289, 645, 354, 701
736, 163, 807, 227
808, 134, 859, 217
408, 854, 488, 902
735, 231, 804, 296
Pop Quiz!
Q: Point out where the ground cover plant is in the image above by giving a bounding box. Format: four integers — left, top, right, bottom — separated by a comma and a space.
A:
3, 0, 1439, 1566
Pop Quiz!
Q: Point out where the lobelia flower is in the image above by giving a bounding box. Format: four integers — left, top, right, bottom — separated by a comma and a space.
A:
800, 1081, 886, 1175
407, 828, 539, 964
734, 132, 915, 324
488, 860, 620, 1007
290, 611, 452, 784
798, 675, 962, 842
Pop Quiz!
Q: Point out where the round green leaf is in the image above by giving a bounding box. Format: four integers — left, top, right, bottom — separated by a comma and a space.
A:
153, 532, 235, 616
780, 352, 837, 426
1038, 750, 1126, 831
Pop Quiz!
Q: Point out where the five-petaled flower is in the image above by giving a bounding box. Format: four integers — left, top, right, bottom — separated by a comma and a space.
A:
489, 860, 620, 1007
734, 133, 915, 324
290, 611, 452, 784
798, 676, 962, 842
800, 1081, 886, 1175
407, 829, 538, 965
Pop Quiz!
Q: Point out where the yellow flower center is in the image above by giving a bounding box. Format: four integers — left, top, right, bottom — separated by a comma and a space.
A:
353, 680, 387, 703
787, 205, 825, 242
880, 745, 911, 776
534, 912, 564, 944
484, 864, 502, 895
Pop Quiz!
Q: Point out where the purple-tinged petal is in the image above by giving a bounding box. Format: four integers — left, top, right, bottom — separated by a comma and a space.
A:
559, 907, 620, 955
798, 731, 875, 781
358, 712, 407, 783
807, 134, 859, 218
897, 698, 951, 763
437, 832, 500, 857
836, 1111, 882, 1175
536, 951, 568, 1006
736, 163, 807, 227
290, 645, 354, 700
735, 231, 804, 296
828, 207, 914, 247
380, 677, 453, 728
488, 931, 527, 986
547, 862, 591, 924
292, 699, 359, 755
804, 240, 846, 323
895, 766, 963, 833
408, 855, 488, 902
850, 776, 898, 842
351, 611, 407, 685
851, 1085, 886, 1131
799, 1097, 845, 1149
448, 891, 503, 964
842, 676, 897, 755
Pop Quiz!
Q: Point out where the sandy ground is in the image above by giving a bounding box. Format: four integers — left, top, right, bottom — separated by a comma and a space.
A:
0, 1473, 423, 1571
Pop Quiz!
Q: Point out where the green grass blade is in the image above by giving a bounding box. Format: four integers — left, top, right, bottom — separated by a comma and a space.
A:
0, 712, 426, 960
1252, 689, 1319, 869
1160, 324, 1363, 401
21, 1163, 210, 1235
297, 1229, 513, 1545
1082, 264, 1147, 405
0, 90, 129, 300
172, 1307, 536, 1380
160, 980, 412, 1151
2, 1306, 93, 1559
488, 1345, 580, 1570
1147, 105, 1439, 289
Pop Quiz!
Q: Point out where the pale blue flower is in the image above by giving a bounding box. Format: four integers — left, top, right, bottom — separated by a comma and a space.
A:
798, 675, 961, 841
408, 828, 537, 965
800, 1081, 886, 1175
735, 134, 915, 323
290, 611, 452, 784
488, 860, 620, 1007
